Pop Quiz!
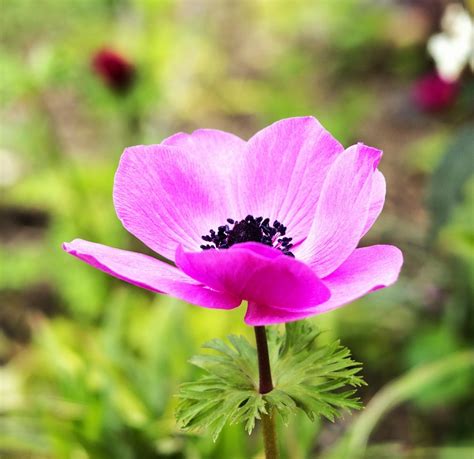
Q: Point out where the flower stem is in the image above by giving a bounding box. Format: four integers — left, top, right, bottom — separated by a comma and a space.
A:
254, 326, 279, 458
254, 326, 273, 393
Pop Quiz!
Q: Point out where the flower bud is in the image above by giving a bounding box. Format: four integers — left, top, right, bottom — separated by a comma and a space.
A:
91, 48, 135, 94
412, 71, 459, 112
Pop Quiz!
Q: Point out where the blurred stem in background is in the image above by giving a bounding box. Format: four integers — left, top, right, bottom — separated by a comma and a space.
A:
324, 350, 474, 459
35, 93, 63, 165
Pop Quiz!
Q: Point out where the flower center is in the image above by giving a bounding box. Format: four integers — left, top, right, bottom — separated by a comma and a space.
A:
201, 215, 295, 257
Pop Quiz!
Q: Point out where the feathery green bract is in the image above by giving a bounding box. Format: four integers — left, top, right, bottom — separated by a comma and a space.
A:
176, 320, 365, 441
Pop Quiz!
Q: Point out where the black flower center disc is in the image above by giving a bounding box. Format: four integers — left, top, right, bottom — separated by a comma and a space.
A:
201, 215, 294, 257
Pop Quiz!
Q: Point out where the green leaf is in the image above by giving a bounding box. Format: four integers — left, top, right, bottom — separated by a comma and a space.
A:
176, 320, 365, 440
428, 126, 474, 237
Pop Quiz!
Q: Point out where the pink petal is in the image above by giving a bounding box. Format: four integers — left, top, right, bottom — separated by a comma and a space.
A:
175, 242, 330, 310
295, 143, 382, 277
362, 170, 386, 237
63, 239, 241, 309
245, 302, 313, 325
113, 135, 243, 262
162, 128, 246, 223
234, 117, 344, 244
162, 128, 245, 182
245, 244, 402, 325
316, 244, 403, 312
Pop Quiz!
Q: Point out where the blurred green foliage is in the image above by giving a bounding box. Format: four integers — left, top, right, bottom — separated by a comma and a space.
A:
1, 0, 473, 458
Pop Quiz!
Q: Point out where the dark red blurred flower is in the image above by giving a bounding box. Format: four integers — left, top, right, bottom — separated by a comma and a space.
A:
412, 72, 459, 112
92, 48, 135, 93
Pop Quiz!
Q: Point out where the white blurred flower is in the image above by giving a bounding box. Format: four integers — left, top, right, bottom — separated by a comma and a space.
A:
427, 3, 474, 82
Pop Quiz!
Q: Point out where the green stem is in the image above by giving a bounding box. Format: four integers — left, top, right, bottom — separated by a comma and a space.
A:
254, 326, 279, 459
261, 409, 278, 459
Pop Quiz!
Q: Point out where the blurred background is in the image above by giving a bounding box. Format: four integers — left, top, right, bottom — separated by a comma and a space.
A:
1, 0, 473, 458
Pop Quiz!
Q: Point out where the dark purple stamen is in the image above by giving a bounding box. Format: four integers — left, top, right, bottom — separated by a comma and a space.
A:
201, 215, 294, 257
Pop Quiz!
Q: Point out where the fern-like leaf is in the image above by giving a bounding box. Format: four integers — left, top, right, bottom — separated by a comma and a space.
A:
176, 320, 365, 440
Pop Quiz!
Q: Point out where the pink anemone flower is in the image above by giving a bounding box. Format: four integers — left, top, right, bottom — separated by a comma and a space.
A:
63, 117, 403, 325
